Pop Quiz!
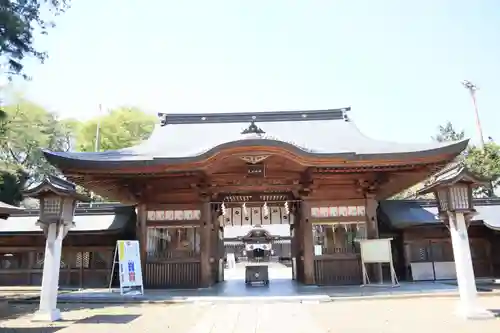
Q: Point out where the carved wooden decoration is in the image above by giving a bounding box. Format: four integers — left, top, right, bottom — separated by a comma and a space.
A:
247, 163, 266, 177
311, 205, 366, 218
239, 155, 270, 164
147, 209, 201, 221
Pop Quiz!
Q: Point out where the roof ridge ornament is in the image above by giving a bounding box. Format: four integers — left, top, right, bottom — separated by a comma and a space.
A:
157, 107, 349, 126
241, 120, 265, 138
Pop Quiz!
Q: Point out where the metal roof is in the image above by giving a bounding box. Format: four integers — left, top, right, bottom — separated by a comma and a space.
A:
42, 108, 468, 169
0, 201, 24, 217
0, 211, 131, 234
379, 200, 500, 231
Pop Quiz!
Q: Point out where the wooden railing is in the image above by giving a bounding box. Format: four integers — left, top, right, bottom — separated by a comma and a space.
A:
144, 261, 201, 289
147, 250, 199, 261
314, 256, 362, 285
0, 248, 113, 288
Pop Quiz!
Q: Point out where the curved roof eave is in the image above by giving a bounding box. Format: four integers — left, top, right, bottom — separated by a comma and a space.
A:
42, 138, 469, 172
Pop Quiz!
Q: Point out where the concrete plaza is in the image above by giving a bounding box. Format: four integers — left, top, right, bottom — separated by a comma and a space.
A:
48, 263, 499, 303
1, 296, 499, 332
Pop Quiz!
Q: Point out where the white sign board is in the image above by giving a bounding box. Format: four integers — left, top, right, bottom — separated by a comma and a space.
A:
116, 240, 144, 296
359, 238, 392, 263
358, 238, 399, 287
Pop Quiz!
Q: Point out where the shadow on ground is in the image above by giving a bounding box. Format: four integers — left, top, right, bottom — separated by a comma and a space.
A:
1, 327, 64, 332
488, 308, 500, 317
75, 314, 141, 324
0, 302, 148, 322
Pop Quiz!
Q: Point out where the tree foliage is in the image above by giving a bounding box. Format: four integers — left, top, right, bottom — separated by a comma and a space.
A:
392, 121, 500, 199
0, 100, 74, 184
464, 143, 500, 197
432, 121, 465, 143
0, 0, 70, 78
0, 167, 26, 205
75, 107, 156, 152
0, 100, 157, 204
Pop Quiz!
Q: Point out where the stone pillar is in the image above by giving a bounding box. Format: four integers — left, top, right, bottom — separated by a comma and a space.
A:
300, 200, 315, 285
449, 212, 493, 319
34, 219, 72, 321
200, 199, 212, 287
365, 194, 383, 283
24, 176, 89, 322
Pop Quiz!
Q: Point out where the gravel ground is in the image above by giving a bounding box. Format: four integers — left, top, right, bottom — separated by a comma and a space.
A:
0, 296, 499, 333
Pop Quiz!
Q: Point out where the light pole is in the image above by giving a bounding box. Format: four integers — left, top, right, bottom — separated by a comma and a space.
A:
461, 80, 485, 150
90, 104, 103, 207
95, 104, 102, 152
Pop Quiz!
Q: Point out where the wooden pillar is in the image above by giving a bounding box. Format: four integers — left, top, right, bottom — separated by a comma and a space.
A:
137, 204, 148, 274
200, 198, 212, 287
290, 207, 298, 281
293, 204, 304, 282
365, 194, 383, 283
211, 207, 221, 283
300, 200, 315, 284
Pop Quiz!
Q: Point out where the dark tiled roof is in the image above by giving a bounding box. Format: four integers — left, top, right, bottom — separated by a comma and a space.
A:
24, 175, 90, 202
0, 206, 134, 234
0, 201, 24, 218
379, 199, 500, 231
42, 108, 468, 170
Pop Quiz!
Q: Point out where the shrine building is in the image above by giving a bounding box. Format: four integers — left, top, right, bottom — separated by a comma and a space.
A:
2, 107, 499, 289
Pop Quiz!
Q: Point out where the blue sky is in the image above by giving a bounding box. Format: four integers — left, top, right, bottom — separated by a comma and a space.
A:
10, 0, 500, 145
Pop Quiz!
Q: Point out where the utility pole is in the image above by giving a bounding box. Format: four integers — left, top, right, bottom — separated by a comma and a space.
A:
94, 104, 102, 152
90, 104, 103, 207
461, 80, 485, 150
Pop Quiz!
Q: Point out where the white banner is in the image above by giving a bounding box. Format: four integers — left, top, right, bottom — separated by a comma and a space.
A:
116, 240, 144, 296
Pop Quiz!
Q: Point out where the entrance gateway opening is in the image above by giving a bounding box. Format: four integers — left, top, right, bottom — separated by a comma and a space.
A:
221, 195, 295, 287
218, 192, 370, 289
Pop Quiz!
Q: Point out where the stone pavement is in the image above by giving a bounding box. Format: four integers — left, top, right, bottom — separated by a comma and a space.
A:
1, 296, 499, 332
5, 264, 499, 305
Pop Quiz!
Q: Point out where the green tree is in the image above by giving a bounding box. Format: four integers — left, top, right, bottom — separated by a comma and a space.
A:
392, 122, 467, 200
430, 122, 500, 197
0, 0, 70, 78
465, 143, 500, 197
0, 166, 27, 205
432, 121, 465, 142
75, 107, 156, 152
0, 99, 75, 186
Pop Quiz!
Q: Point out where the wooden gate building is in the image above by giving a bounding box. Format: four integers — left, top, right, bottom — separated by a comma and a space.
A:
40, 107, 471, 288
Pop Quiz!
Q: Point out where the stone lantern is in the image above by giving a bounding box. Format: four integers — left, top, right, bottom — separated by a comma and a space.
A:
24, 175, 90, 322
418, 163, 493, 319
